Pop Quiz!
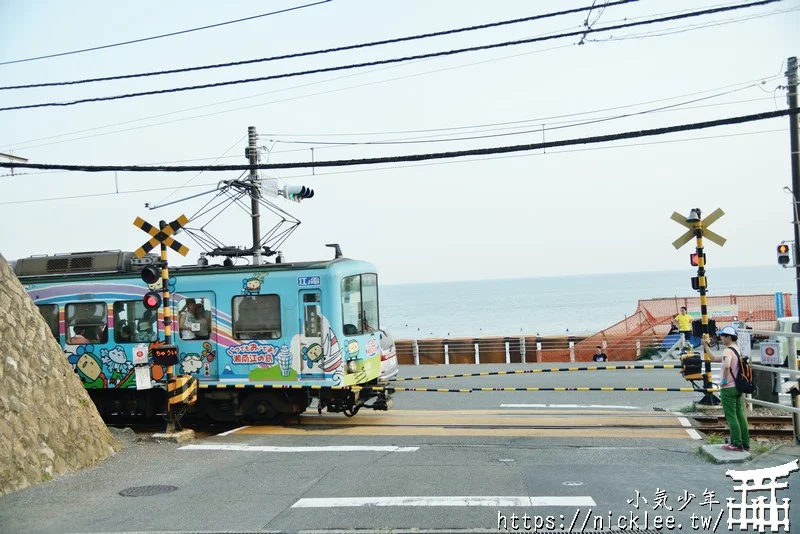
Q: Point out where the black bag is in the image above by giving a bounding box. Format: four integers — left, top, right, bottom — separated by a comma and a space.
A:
730, 347, 756, 394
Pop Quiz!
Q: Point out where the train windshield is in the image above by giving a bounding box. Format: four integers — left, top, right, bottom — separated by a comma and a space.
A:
341, 273, 379, 335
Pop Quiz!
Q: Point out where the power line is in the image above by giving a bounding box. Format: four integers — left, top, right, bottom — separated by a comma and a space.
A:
1, 109, 792, 173
0, 0, 782, 113
0, 127, 786, 203
0, 1, 332, 67
0, 0, 639, 90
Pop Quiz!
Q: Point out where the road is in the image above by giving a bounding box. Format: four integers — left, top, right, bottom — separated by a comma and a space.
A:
1, 362, 799, 533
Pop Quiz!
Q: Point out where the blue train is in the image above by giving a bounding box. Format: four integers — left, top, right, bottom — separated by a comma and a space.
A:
14, 249, 393, 421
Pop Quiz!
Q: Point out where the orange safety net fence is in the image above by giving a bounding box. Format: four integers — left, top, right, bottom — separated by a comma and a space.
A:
573, 293, 791, 362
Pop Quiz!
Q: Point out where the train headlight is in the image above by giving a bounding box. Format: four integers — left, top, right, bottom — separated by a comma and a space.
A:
346, 360, 358, 373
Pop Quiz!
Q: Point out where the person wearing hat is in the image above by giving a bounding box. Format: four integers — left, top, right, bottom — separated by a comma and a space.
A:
702, 325, 750, 452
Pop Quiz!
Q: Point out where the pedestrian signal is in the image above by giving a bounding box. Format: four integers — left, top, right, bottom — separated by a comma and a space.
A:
140, 265, 161, 285
778, 243, 791, 266
143, 291, 162, 311
689, 252, 705, 267
283, 185, 314, 202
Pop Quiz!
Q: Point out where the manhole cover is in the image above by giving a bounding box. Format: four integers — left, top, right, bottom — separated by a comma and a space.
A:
119, 485, 179, 497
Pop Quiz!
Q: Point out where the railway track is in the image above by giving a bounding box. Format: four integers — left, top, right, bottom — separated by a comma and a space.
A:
692, 415, 795, 439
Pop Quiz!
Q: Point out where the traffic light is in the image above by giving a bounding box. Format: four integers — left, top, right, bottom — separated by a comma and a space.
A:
140, 265, 162, 310
689, 252, 705, 267
283, 185, 314, 202
143, 291, 162, 311
140, 265, 161, 285
778, 243, 791, 266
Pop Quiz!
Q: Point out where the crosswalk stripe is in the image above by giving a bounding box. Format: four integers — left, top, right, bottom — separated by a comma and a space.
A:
292, 496, 596, 508
178, 444, 418, 452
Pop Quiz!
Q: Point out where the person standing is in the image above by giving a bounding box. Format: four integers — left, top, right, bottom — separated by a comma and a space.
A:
593, 346, 608, 362
703, 325, 750, 452
673, 307, 693, 347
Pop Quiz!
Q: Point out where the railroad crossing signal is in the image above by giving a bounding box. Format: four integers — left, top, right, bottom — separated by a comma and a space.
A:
133, 215, 190, 258
778, 243, 792, 266
671, 208, 726, 249
671, 207, 726, 407
132, 214, 190, 434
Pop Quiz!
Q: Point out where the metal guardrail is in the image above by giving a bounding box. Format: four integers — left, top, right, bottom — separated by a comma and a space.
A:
733, 329, 800, 444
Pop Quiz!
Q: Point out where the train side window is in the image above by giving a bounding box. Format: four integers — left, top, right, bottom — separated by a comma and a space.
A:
36, 304, 60, 341
232, 295, 281, 340
177, 298, 212, 340
113, 301, 156, 343
65, 302, 108, 344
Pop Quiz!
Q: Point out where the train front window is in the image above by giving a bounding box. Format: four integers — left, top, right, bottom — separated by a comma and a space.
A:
113, 301, 156, 343
232, 295, 281, 340
36, 304, 59, 340
65, 302, 108, 344
341, 273, 379, 335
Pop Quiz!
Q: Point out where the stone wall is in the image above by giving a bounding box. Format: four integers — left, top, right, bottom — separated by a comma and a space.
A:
0, 254, 119, 495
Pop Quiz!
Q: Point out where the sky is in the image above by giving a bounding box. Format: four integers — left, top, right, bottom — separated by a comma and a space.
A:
0, 0, 798, 285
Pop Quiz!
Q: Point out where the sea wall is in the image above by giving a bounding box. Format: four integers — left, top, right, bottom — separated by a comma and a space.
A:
0, 254, 119, 496
396, 335, 593, 365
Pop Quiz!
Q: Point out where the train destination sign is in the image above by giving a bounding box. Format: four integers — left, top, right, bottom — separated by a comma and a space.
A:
150, 345, 179, 366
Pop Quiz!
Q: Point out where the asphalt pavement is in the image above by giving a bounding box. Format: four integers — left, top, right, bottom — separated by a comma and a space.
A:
1, 362, 799, 533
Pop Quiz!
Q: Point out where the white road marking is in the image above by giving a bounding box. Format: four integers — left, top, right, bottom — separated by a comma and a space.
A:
292, 496, 596, 508
179, 444, 418, 453
216, 426, 249, 437
673, 412, 703, 440
500, 403, 639, 410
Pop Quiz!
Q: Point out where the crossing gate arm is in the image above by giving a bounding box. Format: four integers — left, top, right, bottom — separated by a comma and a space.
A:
390, 364, 681, 382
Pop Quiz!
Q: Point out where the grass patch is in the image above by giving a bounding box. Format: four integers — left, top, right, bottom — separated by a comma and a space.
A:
751, 442, 772, 454
706, 433, 725, 445
676, 403, 697, 413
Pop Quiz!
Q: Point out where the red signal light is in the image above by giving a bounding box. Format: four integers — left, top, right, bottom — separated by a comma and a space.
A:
143, 291, 162, 310
689, 252, 705, 267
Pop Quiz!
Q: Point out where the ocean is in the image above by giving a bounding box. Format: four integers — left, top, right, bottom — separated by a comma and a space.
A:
379, 266, 798, 340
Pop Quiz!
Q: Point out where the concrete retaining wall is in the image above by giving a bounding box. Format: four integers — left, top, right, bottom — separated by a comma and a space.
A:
0, 254, 119, 496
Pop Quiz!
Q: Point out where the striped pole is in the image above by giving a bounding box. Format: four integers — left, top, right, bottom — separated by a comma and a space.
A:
692, 211, 718, 406
160, 220, 177, 432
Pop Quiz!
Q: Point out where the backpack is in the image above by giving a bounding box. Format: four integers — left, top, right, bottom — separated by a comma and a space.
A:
729, 347, 756, 394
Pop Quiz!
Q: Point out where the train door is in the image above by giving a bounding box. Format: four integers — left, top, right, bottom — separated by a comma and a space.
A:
174, 292, 219, 380
299, 290, 323, 377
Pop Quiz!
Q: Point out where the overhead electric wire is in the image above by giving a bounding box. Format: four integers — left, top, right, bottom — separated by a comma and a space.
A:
4, 6, 785, 151
0, 0, 639, 91
261, 94, 779, 154
0, 1, 332, 67
0, 127, 785, 201
0, 0, 782, 113
0, 108, 792, 174
262, 85, 765, 147
586, 4, 800, 42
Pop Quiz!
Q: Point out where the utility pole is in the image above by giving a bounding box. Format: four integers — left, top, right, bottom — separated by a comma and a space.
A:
788, 57, 800, 311
786, 56, 800, 445
247, 126, 262, 265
